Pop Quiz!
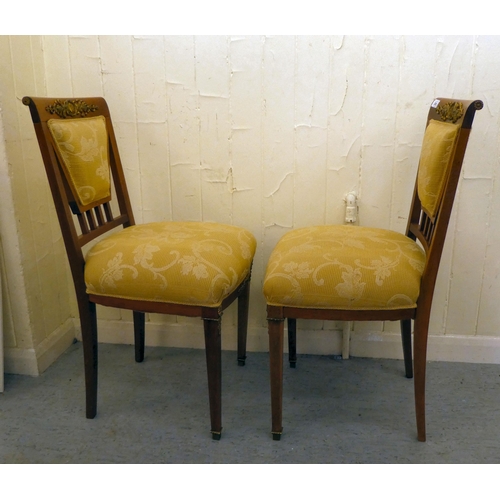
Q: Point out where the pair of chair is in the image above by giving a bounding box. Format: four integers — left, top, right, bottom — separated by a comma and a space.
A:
23, 96, 482, 442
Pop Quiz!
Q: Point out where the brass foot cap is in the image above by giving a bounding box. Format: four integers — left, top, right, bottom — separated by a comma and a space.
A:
271, 431, 282, 441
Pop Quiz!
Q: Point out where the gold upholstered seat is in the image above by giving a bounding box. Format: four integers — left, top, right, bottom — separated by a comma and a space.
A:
263, 98, 483, 442
85, 221, 255, 307
24, 96, 256, 440
264, 225, 425, 311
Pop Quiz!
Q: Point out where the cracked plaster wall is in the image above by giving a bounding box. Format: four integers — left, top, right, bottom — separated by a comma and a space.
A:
1, 35, 500, 374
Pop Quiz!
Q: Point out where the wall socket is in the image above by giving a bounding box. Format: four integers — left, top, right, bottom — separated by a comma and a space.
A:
345, 192, 358, 223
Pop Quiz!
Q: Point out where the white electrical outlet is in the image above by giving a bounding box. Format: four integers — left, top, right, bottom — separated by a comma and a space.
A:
345, 192, 357, 223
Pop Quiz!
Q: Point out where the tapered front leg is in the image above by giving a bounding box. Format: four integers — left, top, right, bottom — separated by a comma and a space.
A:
133, 311, 145, 363
268, 317, 285, 440
400, 319, 413, 378
80, 300, 98, 419
237, 277, 250, 366
204, 316, 222, 440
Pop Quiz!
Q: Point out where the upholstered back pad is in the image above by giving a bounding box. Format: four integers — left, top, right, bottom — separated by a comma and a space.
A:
48, 116, 111, 208
417, 119, 460, 218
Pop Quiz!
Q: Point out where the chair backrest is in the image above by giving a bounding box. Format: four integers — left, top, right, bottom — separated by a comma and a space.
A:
406, 98, 483, 301
23, 96, 136, 294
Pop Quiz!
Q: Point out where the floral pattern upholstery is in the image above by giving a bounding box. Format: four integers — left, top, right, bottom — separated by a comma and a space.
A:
263, 225, 426, 310
417, 119, 460, 217
85, 221, 256, 307
48, 116, 111, 207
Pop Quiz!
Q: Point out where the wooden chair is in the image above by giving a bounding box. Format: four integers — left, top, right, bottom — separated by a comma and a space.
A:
263, 98, 483, 441
23, 96, 257, 440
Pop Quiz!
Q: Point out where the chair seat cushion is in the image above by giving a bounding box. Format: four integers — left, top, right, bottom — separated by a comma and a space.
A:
85, 221, 256, 307
263, 225, 426, 310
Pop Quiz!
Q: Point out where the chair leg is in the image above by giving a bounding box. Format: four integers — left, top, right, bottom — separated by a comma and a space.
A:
287, 318, 297, 368
400, 319, 413, 378
413, 315, 430, 442
342, 321, 351, 360
269, 317, 285, 440
237, 278, 250, 366
133, 311, 145, 363
204, 317, 222, 440
79, 300, 98, 419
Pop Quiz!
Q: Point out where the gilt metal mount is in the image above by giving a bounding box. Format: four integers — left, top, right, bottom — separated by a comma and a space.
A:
45, 99, 98, 118
436, 101, 464, 123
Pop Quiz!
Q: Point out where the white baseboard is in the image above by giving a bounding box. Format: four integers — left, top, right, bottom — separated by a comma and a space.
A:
4, 346, 39, 376
81, 319, 500, 365
7, 317, 500, 378
92, 320, 344, 355
350, 331, 500, 364
4, 318, 76, 376
35, 318, 76, 373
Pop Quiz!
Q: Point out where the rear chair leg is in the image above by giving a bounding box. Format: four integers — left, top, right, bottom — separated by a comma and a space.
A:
237, 278, 250, 366
204, 317, 222, 440
133, 311, 145, 363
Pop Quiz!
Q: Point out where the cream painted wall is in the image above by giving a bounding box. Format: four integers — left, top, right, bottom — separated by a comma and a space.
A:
0, 37, 76, 375
1, 35, 500, 375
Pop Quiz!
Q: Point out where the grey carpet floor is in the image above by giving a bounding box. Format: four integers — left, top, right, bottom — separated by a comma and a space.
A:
1, 341, 500, 464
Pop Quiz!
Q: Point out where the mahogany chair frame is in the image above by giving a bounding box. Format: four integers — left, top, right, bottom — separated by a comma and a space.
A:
267, 98, 483, 442
23, 96, 252, 440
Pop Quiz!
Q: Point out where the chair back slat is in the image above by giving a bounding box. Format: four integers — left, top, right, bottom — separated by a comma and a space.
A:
77, 212, 90, 235
85, 209, 97, 232
103, 202, 114, 223
94, 205, 105, 226
419, 211, 435, 250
